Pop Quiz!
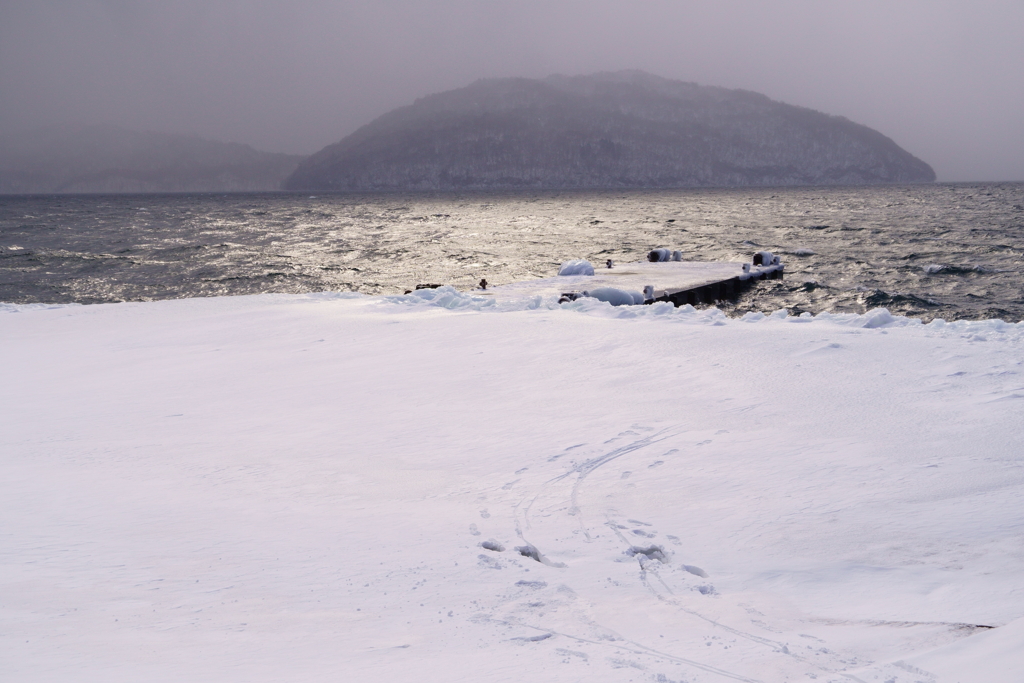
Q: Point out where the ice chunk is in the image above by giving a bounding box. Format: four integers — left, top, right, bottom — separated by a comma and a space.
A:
557, 259, 595, 276
400, 285, 496, 310
860, 308, 896, 329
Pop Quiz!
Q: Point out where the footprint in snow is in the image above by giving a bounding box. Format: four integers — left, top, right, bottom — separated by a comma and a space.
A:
628, 545, 669, 562
549, 444, 585, 462
478, 554, 502, 569
557, 648, 588, 662
515, 544, 566, 568
604, 430, 639, 444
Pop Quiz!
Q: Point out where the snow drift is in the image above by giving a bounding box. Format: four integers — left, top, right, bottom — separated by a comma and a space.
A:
2, 292, 1023, 683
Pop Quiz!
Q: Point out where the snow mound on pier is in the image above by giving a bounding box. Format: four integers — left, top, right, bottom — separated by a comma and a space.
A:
582, 287, 645, 306
557, 259, 595, 276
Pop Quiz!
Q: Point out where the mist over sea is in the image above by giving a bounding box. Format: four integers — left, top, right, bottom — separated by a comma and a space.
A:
1, 183, 1022, 321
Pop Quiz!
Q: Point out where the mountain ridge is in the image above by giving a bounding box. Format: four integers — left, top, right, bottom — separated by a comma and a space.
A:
286, 71, 935, 192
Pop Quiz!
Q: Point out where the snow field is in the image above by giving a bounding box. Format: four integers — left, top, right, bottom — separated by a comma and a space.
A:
2, 291, 1023, 682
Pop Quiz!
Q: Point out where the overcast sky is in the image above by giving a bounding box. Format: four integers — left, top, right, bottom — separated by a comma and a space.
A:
1, 0, 1022, 181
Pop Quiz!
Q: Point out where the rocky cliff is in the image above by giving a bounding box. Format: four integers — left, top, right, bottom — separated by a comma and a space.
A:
286, 71, 935, 192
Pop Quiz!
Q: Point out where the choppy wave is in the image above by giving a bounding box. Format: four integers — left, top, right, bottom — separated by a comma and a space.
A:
923, 263, 995, 275
1, 183, 1022, 320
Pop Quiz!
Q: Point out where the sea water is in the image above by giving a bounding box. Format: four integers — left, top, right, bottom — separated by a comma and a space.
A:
1, 183, 1021, 321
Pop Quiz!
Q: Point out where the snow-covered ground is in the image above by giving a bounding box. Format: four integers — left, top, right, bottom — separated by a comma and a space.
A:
3, 289, 1023, 683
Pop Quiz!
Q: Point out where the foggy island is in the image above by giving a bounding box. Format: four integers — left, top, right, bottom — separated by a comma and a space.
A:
286, 71, 935, 192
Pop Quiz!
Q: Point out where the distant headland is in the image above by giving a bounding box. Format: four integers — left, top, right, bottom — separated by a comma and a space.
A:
0, 125, 304, 194
286, 70, 935, 192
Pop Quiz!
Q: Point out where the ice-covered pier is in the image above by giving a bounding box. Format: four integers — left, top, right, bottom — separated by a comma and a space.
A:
476, 251, 783, 306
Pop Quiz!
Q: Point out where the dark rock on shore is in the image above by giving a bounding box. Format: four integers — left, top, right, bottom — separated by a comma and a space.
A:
286, 71, 935, 192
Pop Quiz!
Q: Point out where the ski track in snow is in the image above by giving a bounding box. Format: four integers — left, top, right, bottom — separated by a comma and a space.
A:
469, 423, 1005, 683
498, 428, 774, 682
481, 431, 897, 682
